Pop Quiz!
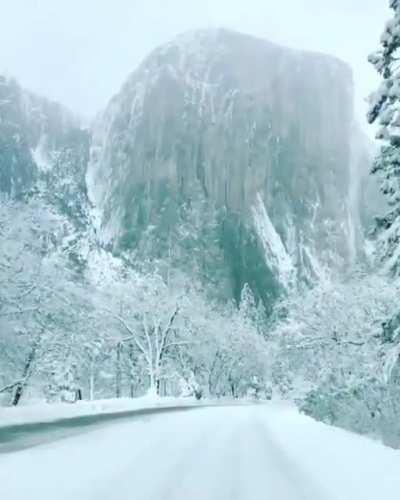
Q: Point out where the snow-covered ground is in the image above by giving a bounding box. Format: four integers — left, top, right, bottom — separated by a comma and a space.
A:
0, 394, 199, 428
1, 402, 399, 499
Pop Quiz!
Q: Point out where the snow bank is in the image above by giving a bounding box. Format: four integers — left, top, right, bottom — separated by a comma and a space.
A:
263, 403, 400, 499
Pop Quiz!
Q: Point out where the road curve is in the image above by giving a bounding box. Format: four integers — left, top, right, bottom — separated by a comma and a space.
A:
0, 404, 200, 454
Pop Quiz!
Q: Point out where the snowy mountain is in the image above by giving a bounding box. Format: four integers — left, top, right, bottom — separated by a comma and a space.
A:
87, 29, 369, 304
0, 76, 37, 196
0, 75, 87, 195
1, 31, 370, 306
0, 74, 91, 247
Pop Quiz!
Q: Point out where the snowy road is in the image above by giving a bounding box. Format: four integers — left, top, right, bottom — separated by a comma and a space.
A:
1, 403, 400, 500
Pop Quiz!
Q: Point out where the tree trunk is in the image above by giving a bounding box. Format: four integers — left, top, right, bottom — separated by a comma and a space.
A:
148, 368, 157, 396
128, 343, 135, 398
89, 371, 94, 401
116, 342, 122, 398
11, 337, 40, 406
11, 383, 25, 407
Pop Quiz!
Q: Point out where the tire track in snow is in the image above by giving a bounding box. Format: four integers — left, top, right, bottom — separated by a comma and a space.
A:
255, 411, 332, 500
155, 406, 330, 500
94, 407, 231, 500
122, 405, 326, 500
155, 407, 250, 500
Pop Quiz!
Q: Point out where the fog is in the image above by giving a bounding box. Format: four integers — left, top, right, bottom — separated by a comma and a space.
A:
0, 0, 390, 125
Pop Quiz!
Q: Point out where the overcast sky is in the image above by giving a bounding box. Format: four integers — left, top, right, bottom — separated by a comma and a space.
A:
0, 0, 390, 127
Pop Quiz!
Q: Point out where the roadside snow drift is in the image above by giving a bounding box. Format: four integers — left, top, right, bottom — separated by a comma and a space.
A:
0, 395, 196, 428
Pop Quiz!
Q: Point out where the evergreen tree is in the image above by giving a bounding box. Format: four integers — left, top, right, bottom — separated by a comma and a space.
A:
368, 0, 400, 275
368, 1, 400, 390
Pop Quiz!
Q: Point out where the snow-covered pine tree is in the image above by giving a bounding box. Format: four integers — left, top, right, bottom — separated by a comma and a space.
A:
368, 0, 400, 383
368, 0, 400, 275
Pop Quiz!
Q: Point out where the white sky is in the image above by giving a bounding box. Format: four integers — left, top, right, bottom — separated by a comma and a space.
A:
0, 0, 391, 127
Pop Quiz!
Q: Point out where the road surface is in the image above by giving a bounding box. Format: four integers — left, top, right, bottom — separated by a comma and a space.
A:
0, 403, 400, 499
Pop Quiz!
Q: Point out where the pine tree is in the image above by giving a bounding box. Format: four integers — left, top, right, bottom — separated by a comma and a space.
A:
368, 0, 400, 367
239, 283, 267, 338
368, 0, 400, 275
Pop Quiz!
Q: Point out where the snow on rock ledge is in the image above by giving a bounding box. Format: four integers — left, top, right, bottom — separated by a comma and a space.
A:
252, 193, 295, 289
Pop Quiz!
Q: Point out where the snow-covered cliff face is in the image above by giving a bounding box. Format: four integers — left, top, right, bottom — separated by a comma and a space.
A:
0, 75, 89, 220
0, 75, 91, 281
0, 76, 37, 196
87, 29, 366, 303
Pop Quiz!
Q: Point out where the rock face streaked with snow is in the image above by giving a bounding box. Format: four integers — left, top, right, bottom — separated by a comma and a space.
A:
0, 75, 89, 202
87, 29, 365, 303
0, 76, 90, 225
0, 76, 37, 196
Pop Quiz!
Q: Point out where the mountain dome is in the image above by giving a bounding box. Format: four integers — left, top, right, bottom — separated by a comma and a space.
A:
87, 29, 363, 303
